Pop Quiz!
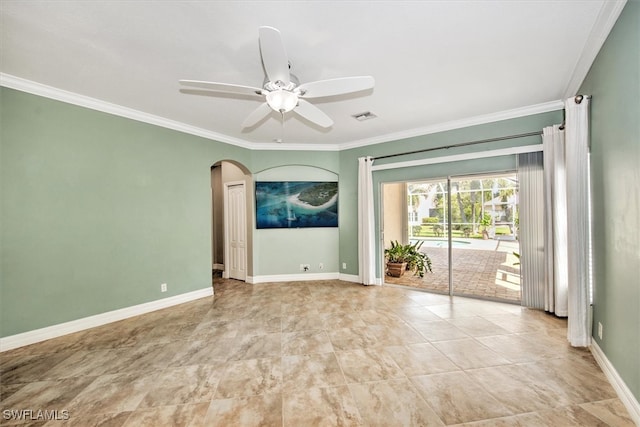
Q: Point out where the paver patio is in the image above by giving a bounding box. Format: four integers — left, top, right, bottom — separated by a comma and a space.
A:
384, 239, 522, 303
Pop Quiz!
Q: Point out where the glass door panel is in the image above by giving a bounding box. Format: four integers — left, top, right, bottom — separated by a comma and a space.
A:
450, 174, 521, 303
382, 180, 450, 293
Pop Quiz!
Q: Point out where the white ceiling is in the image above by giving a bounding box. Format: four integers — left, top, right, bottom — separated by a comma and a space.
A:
0, 1, 625, 150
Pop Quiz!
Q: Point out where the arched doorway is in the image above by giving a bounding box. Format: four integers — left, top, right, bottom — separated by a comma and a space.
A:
211, 160, 252, 281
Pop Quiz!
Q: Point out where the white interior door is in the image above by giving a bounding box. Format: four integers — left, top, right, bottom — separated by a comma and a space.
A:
226, 183, 246, 281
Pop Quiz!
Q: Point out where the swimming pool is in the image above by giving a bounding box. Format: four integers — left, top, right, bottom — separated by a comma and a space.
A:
411, 238, 472, 248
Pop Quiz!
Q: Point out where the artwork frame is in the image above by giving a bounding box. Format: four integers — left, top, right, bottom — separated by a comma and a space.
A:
255, 181, 339, 229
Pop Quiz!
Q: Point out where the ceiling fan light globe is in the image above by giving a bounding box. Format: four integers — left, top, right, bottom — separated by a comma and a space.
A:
266, 89, 298, 113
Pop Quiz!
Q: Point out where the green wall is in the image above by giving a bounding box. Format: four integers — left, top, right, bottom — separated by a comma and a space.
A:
338, 111, 563, 277
0, 88, 241, 336
0, 88, 340, 337
579, 0, 639, 401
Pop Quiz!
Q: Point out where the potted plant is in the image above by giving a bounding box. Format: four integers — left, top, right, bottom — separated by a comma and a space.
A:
385, 240, 433, 278
479, 213, 492, 240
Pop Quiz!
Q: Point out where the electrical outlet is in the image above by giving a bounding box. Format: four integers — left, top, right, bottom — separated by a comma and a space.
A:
598, 322, 603, 339
303, 264, 310, 272
319, 263, 324, 270
161, 283, 167, 293
342, 262, 347, 270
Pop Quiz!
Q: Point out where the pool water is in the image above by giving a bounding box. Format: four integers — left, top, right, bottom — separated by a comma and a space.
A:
411, 239, 471, 248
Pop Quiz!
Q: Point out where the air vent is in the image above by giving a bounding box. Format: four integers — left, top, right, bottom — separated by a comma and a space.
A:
352, 111, 377, 121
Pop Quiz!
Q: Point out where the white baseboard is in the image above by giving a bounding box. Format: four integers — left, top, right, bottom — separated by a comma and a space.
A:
212, 263, 224, 270
245, 273, 382, 286
336, 273, 382, 285
590, 340, 640, 425
338, 273, 361, 283
0, 287, 214, 352
247, 272, 340, 284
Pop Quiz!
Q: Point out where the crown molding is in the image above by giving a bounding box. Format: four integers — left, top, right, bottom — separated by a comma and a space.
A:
249, 142, 340, 151
338, 100, 564, 151
0, 73, 256, 149
2, 73, 563, 152
562, 0, 627, 97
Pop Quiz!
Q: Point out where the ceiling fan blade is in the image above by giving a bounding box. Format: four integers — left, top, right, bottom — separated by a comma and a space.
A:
294, 99, 333, 128
259, 26, 290, 85
179, 80, 263, 97
297, 76, 375, 98
241, 102, 273, 128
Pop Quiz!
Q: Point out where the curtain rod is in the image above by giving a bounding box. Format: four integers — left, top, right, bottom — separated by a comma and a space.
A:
372, 130, 543, 161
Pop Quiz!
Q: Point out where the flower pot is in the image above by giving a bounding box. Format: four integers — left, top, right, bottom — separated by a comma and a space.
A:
386, 262, 407, 277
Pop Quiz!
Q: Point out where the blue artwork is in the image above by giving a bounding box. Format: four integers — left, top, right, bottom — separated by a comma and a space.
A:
255, 181, 338, 229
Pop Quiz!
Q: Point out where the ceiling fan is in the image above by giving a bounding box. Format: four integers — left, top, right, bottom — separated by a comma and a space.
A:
179, 26, 375, 129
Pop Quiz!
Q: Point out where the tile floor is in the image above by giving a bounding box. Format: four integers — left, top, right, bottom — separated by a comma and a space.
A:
0, 279, 635, 426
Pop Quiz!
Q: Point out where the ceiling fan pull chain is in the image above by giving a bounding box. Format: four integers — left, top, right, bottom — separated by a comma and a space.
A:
280, 111, 285, 143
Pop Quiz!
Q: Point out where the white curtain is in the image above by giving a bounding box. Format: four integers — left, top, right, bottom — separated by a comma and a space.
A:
358, 156, 377, 285
518, 152, 546, 309
565, 97, 592, 347
538, 97, 592, 347
542, 124, 569, 317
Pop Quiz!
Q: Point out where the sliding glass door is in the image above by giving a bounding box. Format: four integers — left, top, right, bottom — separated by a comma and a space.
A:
382, 172, 521, 303
450, 174, 521, 302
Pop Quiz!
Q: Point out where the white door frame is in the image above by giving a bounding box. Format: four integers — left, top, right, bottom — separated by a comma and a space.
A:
223, 180, 247, 280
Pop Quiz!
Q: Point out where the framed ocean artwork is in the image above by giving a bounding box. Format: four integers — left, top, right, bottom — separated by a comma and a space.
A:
255, 181, 338, 229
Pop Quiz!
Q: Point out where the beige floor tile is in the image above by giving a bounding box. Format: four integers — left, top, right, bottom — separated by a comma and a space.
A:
43, 411, 133, 427
189, 319, 243, 341
319, 312, 367, 330
432, 338, 511, 369
446, 316, 512, 337
3, 278, 634, 427
447, 412, 549, 426
214, 357, 282, 398
138, 365, 224, 407
1, 352, 76, 384
349, 378, 444, 426
367, 323, 426, 346
202, 394, 282, 427
42, 349, 124, 379
534, 404, 616, 426
382, 343, 460, 376
518, 357, 617, 404
282, 352, 345, 394
475, 334, 559, 363
281, 330, 333, 355
227, 333, 282, 361
579, 398, 637, 426
336, 348, 404, 383
283, 385, 362, 426
388, 304, 443, 322
409, 319, 471, 342
169, 338, 233, 366
281, 311, 324, 332
66, 372, 158, 416
238, 315, 282, 336
411, 371, 514, 424
1, 377, 95, 413
327, 327, 379, 351
122, 403, 209, 427
357, 308, 406, 326
465, 364, 573, 412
